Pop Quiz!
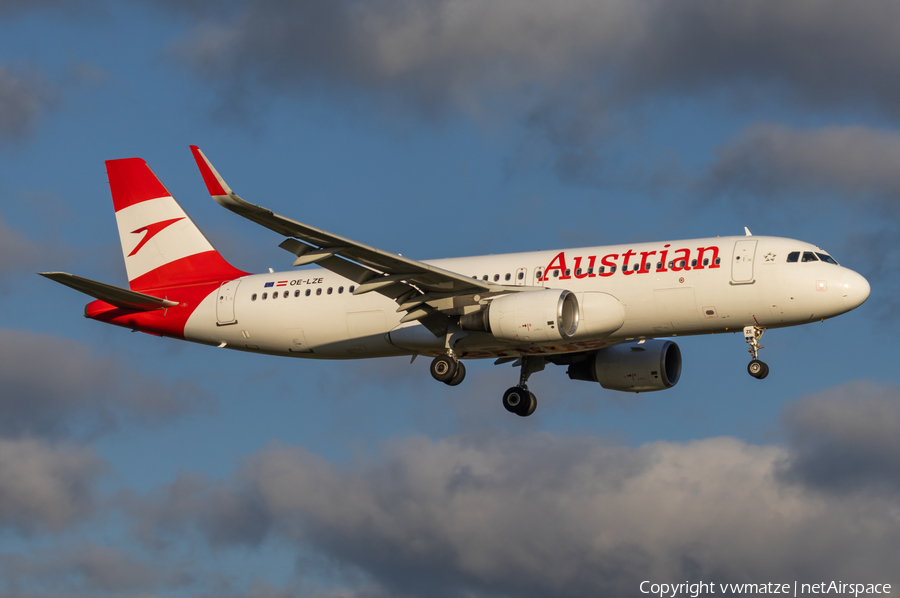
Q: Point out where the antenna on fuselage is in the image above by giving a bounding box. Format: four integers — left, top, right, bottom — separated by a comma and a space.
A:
744, 227, 753, 236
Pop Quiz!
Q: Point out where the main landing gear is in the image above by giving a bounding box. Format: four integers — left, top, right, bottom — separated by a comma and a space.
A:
744, 325, 769, 379
430, 354, 466, 386
501, 356, 544, 417
429, 349, 542, 417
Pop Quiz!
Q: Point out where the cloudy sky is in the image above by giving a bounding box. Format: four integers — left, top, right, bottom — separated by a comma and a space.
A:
1, 1, 899, 596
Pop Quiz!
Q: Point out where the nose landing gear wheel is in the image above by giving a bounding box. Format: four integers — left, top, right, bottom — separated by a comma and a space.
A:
502, 386, 537, 417
430, 355, 458, 382
748, 359, 769, 379
445, 361, 466, 386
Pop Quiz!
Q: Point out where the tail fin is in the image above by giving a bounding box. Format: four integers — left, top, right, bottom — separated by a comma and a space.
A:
106, 158, 246, 291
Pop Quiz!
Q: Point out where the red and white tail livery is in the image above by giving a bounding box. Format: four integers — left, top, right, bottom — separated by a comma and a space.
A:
42, 147, 871, 418
107, 157, 244, 291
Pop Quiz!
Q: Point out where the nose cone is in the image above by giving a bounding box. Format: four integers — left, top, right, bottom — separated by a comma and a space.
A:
841, 270, 870, 310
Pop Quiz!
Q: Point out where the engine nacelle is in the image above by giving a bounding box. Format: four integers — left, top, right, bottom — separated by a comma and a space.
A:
567, 340, 682, 392
460, 289, 579, 343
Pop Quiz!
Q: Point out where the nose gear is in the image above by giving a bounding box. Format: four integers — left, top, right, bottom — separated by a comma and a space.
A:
744, 326, 769, 379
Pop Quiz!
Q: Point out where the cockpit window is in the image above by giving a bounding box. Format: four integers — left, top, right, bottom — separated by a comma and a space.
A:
816, 252, 839, 265
801, 252, 818, 262
787, 252, 800, 263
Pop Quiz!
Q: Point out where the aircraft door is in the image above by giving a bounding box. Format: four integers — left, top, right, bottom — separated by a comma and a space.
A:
732, 240, 758, 284
216, 280, 240, 325
515, 268, 527, 286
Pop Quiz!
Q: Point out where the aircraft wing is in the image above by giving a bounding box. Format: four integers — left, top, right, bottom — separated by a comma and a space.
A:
190, 146, 517, 335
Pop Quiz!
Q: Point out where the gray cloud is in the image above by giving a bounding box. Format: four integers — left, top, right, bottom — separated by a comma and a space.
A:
0, 438, 103, 534
779, 382, 900, 495
704, 123, 900, 205
0, 65, 58, 142
128, 427, 900, 597
168, 0, 900, 181
0, 543, 191, 594
0, 328, 212, 438
175, 0, 900, 111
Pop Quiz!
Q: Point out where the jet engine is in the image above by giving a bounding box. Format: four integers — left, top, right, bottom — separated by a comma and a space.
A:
460, 289, 579, 343
567, 340, 681, 392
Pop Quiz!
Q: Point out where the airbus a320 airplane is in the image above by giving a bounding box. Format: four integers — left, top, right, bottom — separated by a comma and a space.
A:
41, 147, 870, 417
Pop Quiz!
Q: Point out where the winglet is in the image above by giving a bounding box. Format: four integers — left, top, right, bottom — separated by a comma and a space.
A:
190, 145, 233, 197
189, 146, 272, 219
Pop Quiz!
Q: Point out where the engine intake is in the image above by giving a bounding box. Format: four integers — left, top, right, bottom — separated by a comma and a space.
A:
460, 289, 579, 343
567, 340, 681, 392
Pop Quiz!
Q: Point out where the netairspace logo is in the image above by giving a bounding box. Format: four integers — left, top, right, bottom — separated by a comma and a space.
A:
639, 581, 892, 597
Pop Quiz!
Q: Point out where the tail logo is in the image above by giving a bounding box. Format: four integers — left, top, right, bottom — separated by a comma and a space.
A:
128, 217, 185, 257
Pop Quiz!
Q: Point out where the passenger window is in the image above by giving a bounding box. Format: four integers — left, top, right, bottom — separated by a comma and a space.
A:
668, 261, 674, 268
703, 258, 709, 266
588, 268, 594, 275
633, 263, 639, 271
536, 271, 543, 279
517, 272, 524, 280
262, 293, 268, 300
349, 286, 355, 293
787, 252, 799, 263
283, 291, 289, 298
599, 266, 605, 274
305, 289, 311, 296
272, 292, 277, 300
505, 273, 511, 281
611, 265, 617, 273
316, 288, 322, 296
656, 262, 662, 270
576, 268, 582, 276
691, 259, 697, 267
483, 275, 488, 281
565, 269, 571, 277
327, 287, 333, 295
494, 274, 500, 282
294, 290, 300, 297
715, 257, 721, 265
252, 294, 257, 301
802, 252, 818, 262
338, 286, 344, 293
816, 253, 839, 265
553, 270, 559, 277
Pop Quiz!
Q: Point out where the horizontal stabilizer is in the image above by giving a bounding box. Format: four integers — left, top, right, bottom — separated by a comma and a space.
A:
39, 272, 178, 310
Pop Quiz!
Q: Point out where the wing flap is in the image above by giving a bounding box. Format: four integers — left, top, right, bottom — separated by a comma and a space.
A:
39, 272, 179, 311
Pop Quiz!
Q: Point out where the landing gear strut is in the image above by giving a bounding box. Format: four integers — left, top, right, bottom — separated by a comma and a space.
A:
502, 356, 543, 417
430, 354, 466, 386
744, 325, 769, 379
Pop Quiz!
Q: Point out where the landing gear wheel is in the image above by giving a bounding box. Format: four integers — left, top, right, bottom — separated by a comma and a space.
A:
748, 360, 769, 379
502, 387, 537, 417
502, 386, 527, 414
445, 361, 466, 386
430, 355, 458, 383
523, 392, 537, 417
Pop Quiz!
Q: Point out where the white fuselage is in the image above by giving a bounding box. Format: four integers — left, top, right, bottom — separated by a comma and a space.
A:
183, 236, 869, 360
